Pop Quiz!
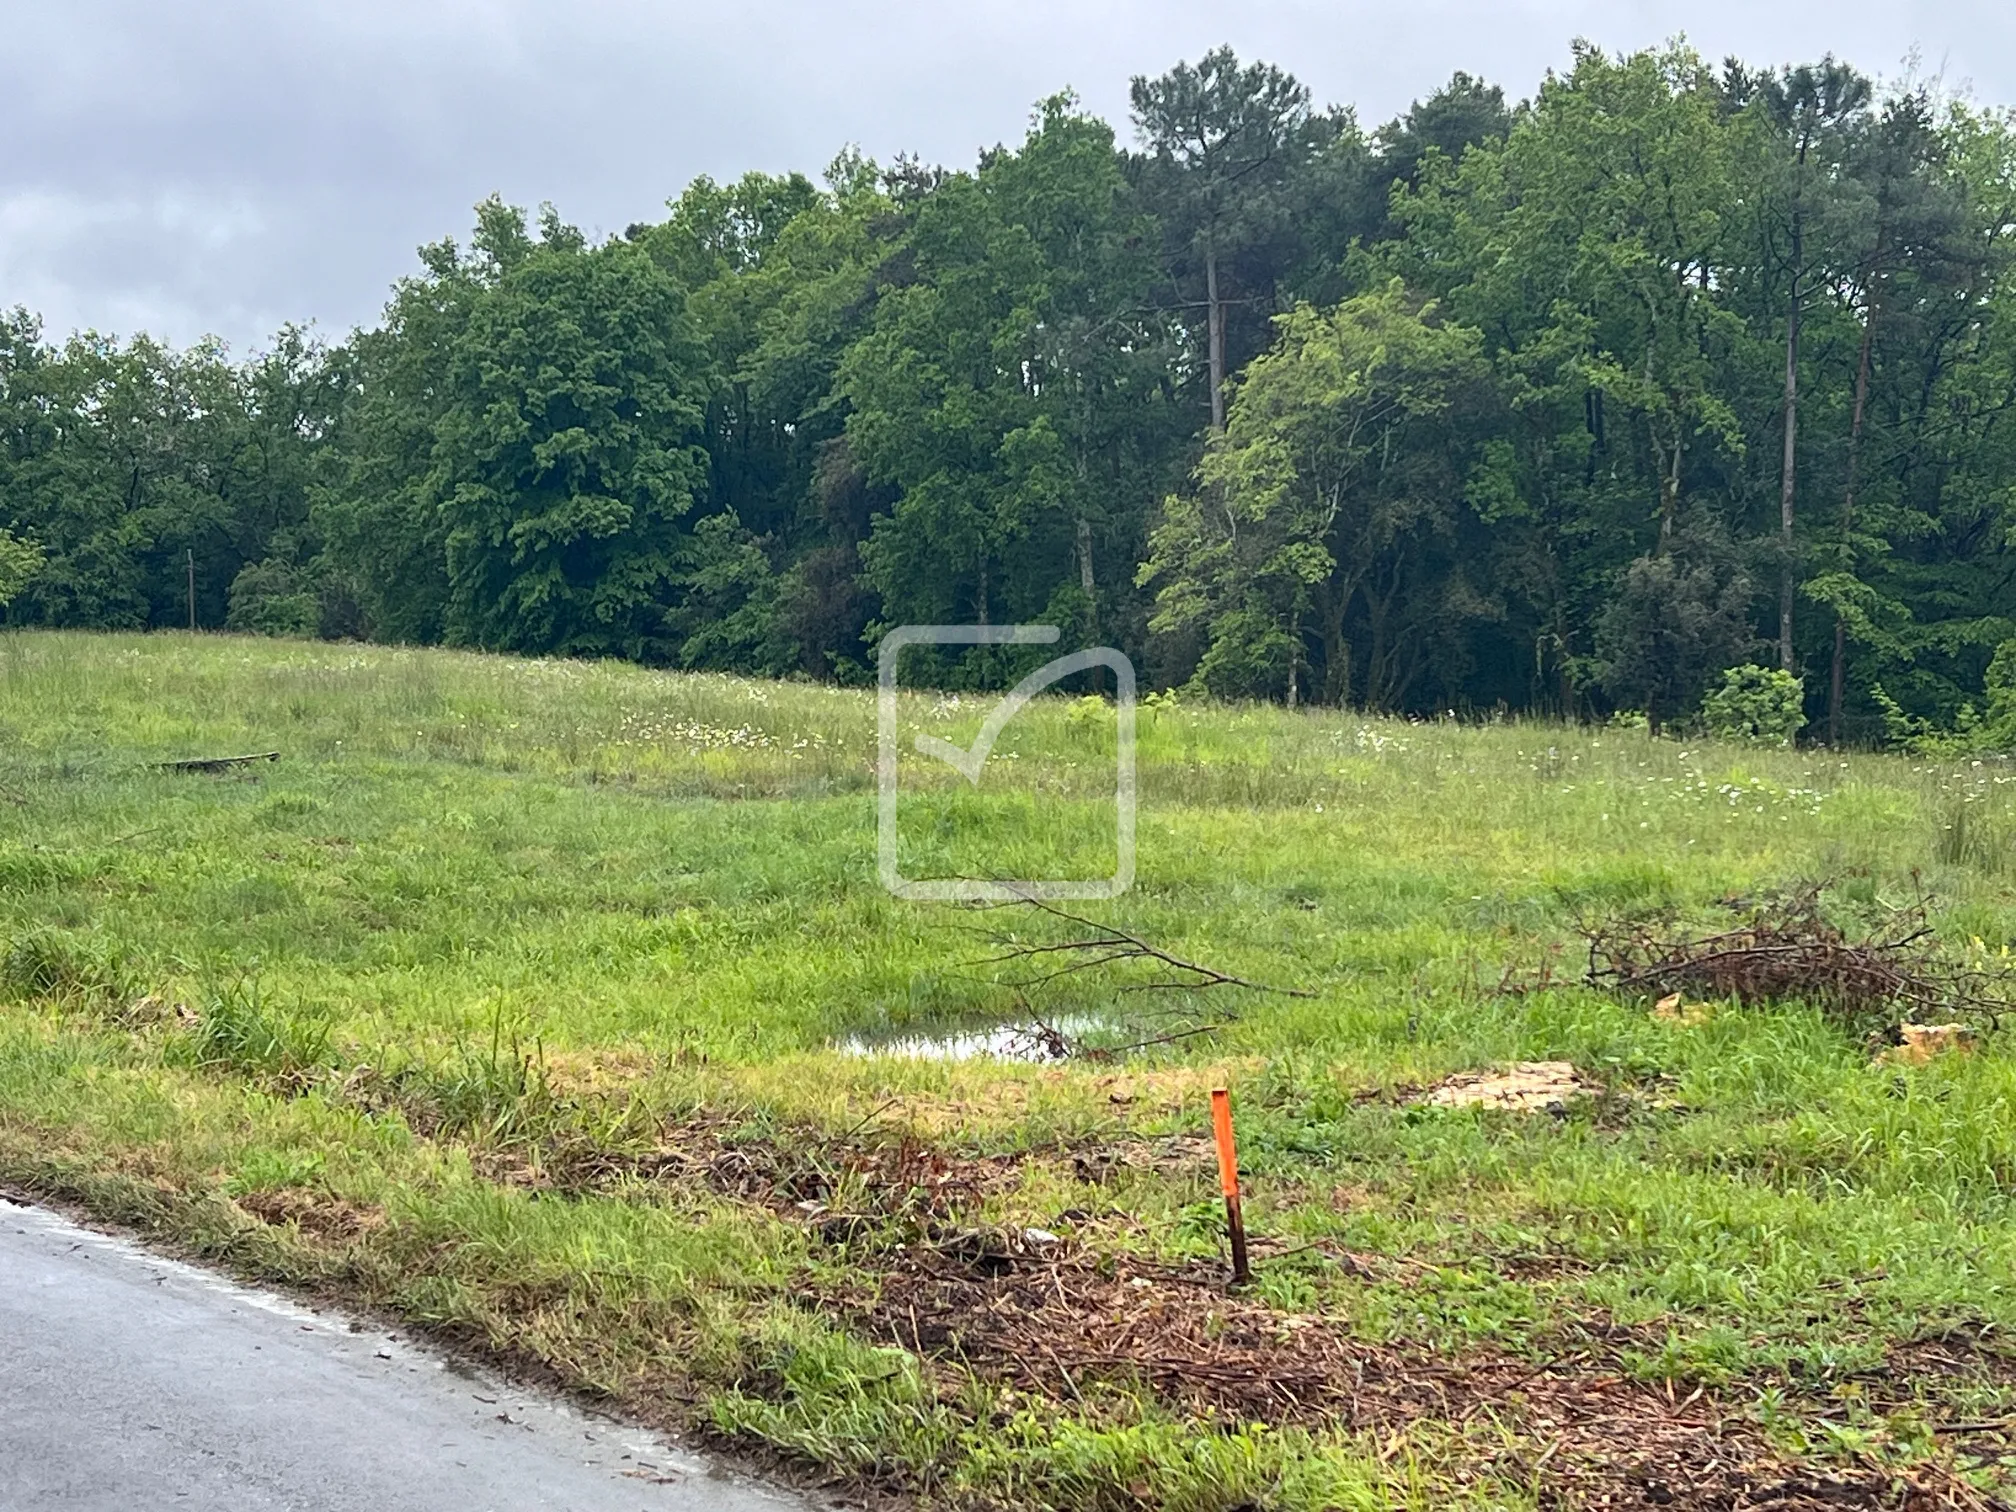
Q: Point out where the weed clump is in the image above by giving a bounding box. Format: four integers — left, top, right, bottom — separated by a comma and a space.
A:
341, 1013, 559, 1144
1936, 797, 2013, 874
412, 1033, 557, 1142
1, 927, 127, 1003
178, 982, 334, 1093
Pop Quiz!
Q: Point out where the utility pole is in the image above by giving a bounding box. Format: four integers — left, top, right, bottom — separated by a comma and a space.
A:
186, 549, 196, 632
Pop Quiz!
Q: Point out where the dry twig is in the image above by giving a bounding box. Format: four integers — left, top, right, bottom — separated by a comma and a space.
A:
970, 890, 1315, 998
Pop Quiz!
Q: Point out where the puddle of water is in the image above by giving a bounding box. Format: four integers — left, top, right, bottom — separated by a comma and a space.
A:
837, 1014, 1108, 1062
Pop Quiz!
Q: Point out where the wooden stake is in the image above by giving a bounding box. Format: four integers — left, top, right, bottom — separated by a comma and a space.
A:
1210, 1087, 1250, 1286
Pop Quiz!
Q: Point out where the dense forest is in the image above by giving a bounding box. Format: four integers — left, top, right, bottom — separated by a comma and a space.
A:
5, 41, 2016, 743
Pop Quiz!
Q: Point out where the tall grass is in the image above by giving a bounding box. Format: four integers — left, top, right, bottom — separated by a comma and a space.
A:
3, 629, 2015, 1506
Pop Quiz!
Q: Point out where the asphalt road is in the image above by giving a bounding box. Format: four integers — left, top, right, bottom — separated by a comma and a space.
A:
0, 1195, 811, 1512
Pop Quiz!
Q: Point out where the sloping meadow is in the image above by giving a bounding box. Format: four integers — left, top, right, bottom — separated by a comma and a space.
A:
4, 630, 2016, 1508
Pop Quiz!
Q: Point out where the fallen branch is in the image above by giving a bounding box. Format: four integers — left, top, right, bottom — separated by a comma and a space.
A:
157, 751, 280, 774
971, 890, 1315, 999
1084, 1021, 1226, 1059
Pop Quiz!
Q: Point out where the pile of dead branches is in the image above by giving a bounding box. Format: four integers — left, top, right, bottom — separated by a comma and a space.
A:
1582, 882, 2014, 1030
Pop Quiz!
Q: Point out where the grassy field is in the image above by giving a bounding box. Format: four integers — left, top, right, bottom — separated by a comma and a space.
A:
4, 630, 2016, 1509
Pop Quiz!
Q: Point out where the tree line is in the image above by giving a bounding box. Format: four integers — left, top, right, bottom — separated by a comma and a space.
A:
4, 41, 2016, 743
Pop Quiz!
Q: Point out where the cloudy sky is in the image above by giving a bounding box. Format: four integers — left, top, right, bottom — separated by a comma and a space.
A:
4, 0, 2010, 353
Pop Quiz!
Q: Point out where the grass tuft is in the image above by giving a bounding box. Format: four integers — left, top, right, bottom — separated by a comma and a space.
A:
176, 980, 334, 1092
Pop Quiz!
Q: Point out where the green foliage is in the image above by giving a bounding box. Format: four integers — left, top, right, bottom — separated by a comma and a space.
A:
1701, 664, 1807, 747
226, 558, 321, 638
1190, 604, 1296, 700
1878, 640, 2016, 757
221, 1147, 328, 1196
845, 95, 1179, 647
1595, 525, 1758, 734
4, 41, 2016, 740
1130, 47, 1329, 429
1986, 640, 2016, 750
431, 214, 711, 659
0, 311, 339, 633
381, 1014, 558, 1144
0, 526, 44, 609
712, 1323, 959, 1483
1143, 281, 1489, 707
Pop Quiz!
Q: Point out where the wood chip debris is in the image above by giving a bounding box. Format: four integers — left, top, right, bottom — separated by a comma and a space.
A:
1419, 1061, 1595, 1112
1878, 1022, 1977, 1065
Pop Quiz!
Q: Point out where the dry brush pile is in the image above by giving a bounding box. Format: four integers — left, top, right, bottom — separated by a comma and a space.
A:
1579, 882, 2016, 1038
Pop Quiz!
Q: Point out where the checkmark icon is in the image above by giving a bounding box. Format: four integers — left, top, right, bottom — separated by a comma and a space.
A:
912, 648, 1119, 785
877, 625, 1137, 901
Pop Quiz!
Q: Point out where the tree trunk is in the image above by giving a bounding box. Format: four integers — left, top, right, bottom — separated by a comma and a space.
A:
1285, 605, 1299, 710
1830, 275, 1878, 744
1778, 213, 1802, 673
1647, 347, 1680, 551
1204, 235, 1226, 432
1653, 409, 1683, 551
1829, 619, 1846, 743
1075, 516, 1096, 618
1318, 583, 1352, 706
1364, 583, 1394, 711
1076, 515, 1102, 689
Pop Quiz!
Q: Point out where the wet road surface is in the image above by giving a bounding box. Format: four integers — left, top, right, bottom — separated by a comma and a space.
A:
0, 1195, 811, 1511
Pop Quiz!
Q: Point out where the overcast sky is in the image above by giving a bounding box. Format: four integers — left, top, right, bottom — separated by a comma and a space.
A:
3, 0, 2011, 354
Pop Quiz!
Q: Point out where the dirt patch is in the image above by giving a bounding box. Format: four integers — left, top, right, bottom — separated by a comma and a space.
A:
1070, 1133, 1217, 1183
1088, 1059, 1268, 1111
478, 1095, 1236, 1219
1421, 1061, 1597, 1112
1858, 1326, 2016, 1410
1653, 992, 1715, 1027
117, 993, 197, 1029
536, 1047, 669, 1096
844, 1234, 1965, 1510
858, 1238, 1396, 1420
486, 1109, 1030, 1232
343, 1094, 1996, 1506
867, 1081, 1038, 1134
234, 1187, 384, 1243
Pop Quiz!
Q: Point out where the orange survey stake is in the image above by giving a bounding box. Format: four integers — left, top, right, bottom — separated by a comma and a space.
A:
1210, 1088, 1240, 1196
1209, 1087, 1251, 1284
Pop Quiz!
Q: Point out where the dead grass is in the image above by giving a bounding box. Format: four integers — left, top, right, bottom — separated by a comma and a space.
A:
12, 1069, 2014, 1511
390, 1090, 2013, 1508
234, 1187, 385, 1243
844, 1230, 1990, 1510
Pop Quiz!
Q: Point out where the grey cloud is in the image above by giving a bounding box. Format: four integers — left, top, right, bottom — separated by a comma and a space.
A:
3, 0, 2010, 351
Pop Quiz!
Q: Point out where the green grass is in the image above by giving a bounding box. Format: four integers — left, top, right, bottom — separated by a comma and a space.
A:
4, 628, 2016, 1508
